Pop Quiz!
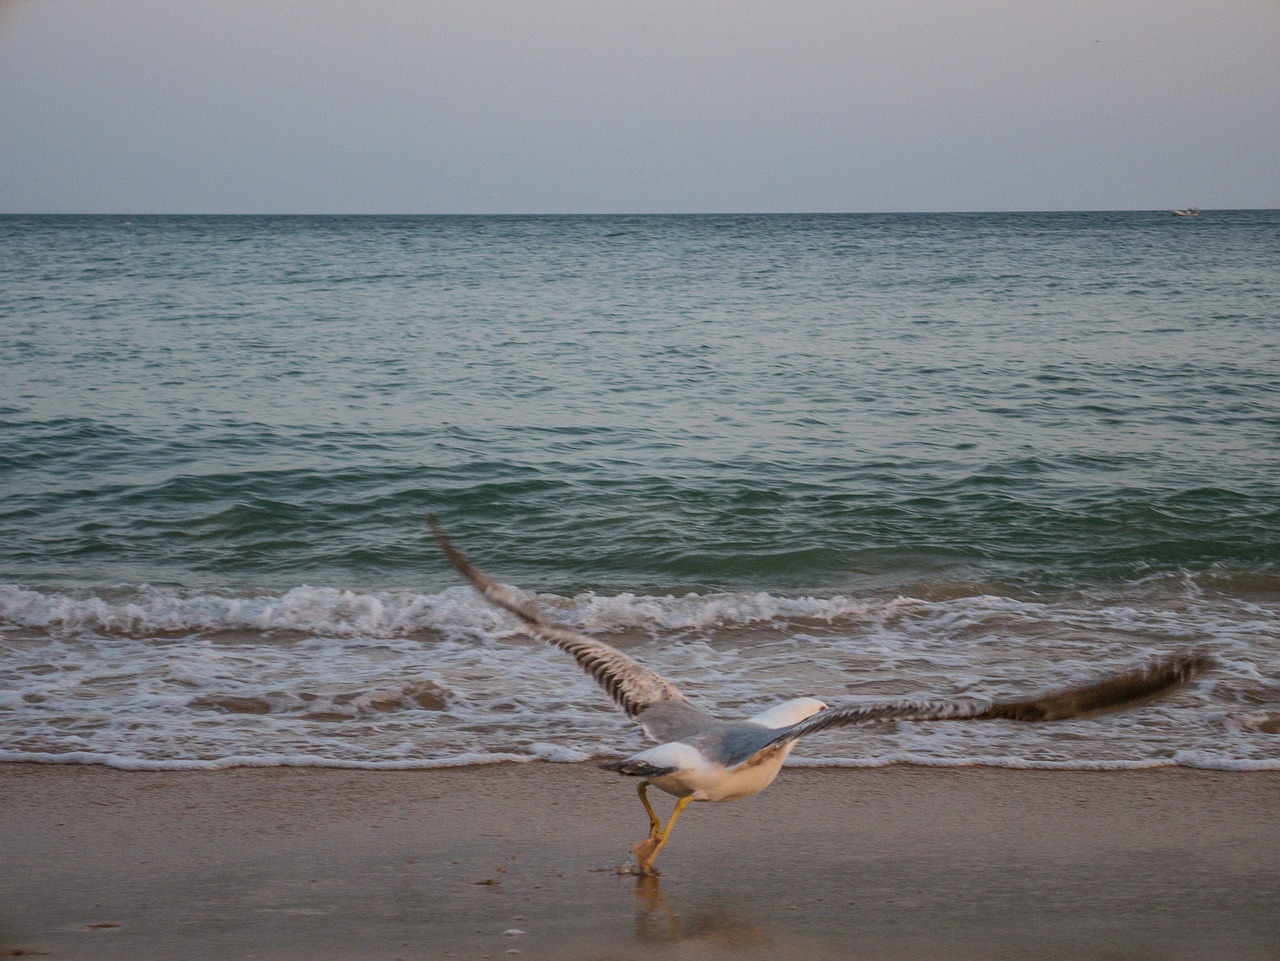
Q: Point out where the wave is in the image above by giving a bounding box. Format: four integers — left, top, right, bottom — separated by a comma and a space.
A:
0, 582, 880, 638
2, 579, 1276, 773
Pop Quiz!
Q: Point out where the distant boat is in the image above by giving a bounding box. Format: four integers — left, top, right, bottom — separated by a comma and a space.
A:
1172, 207, 1201, 217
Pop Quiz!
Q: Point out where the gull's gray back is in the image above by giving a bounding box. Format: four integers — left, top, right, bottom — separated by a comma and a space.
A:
636, 699, 717, 744
677, 720, 782, 769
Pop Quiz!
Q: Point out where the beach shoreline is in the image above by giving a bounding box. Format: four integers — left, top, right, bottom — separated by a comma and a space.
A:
2, 761, 1276, 960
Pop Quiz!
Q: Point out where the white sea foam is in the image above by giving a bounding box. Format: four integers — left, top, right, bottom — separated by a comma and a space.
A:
0, 583, 877, 637
1, 582, 1277, 772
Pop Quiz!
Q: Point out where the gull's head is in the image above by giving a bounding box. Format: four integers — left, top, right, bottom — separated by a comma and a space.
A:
748, 696, 830, 730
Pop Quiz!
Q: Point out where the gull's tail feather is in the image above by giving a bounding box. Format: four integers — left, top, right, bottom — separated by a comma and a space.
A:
762, 652, 1214, 749
601, 759, 679, 778
428, 516, 704, 736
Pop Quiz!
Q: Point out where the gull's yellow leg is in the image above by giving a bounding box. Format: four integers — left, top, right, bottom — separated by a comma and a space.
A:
637, 781, 661, 837
656, 796, 694, 846
633, 795, 694, 876
630, 781, 663, 869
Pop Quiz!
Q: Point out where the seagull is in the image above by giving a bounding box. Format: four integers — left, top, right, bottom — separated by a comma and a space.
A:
428, 518, 1211, 875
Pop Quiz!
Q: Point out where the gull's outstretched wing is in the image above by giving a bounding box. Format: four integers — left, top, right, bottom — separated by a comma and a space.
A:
428, 517, 711, 742
757, 653, 1213, 752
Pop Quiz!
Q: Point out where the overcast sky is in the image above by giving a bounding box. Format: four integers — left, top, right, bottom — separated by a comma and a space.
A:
2, 0, 1277, 213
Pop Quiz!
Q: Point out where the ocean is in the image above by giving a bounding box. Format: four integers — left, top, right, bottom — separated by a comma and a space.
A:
1, 211, 1277, 772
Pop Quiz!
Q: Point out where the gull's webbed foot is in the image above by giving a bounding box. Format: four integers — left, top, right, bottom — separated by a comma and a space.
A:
630, 835, 664, 876
629, 794, 694, 876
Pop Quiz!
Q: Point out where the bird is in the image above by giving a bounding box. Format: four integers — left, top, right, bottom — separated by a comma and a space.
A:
427, 517, 1212, 875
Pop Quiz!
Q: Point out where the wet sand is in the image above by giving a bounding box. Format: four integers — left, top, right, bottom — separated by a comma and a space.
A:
2, 762, 1277, 960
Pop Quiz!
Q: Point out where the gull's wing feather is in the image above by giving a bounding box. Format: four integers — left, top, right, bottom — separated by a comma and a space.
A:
429, 517, 709, 742
759, 653, 1213, 751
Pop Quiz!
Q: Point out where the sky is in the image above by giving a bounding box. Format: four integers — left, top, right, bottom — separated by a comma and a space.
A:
1, 0, 1278, 214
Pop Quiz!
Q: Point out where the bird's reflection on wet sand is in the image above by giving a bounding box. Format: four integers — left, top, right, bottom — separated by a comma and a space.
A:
631, 874, 774, 949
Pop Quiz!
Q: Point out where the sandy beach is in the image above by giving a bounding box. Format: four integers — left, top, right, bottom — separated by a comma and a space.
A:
2, 762, 1276, 960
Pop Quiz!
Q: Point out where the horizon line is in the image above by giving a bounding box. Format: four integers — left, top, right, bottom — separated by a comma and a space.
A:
3, 207, 1274, 218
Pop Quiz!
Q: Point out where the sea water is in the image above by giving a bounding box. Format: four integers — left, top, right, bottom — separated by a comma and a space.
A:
1, 212, 1277, 770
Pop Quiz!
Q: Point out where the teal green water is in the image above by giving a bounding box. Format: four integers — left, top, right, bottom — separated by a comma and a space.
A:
2, 212, 1277, 594
1, 212, 1277, 769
